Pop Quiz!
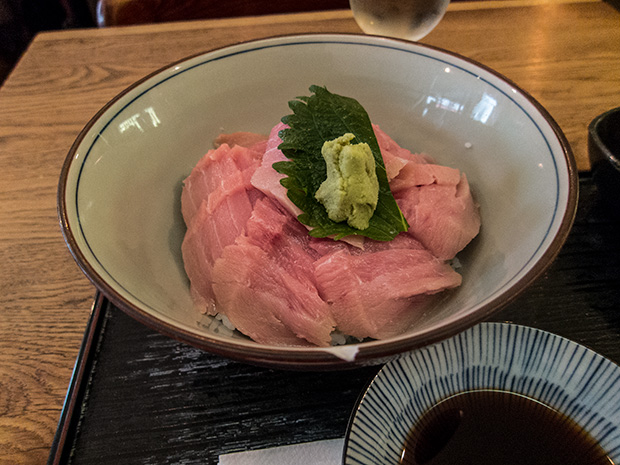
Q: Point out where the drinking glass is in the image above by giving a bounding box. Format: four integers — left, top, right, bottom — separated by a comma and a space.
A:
349, 0, 450, 41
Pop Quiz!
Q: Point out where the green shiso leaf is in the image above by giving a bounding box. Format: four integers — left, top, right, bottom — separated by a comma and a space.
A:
273, 85, 409, 241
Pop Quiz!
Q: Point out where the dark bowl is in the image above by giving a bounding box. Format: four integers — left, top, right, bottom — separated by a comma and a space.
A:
589, 106, 620, 215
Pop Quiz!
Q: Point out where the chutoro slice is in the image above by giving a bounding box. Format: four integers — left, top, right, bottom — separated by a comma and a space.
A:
314, 246, 461, 339
212, 198, 336, 346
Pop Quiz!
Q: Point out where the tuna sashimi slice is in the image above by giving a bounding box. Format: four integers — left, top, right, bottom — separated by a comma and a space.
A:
204, 144, 265, 214
182, 142, 265, 224
212, 198, 336, 346
314, 247, 462, 339
373, 125, 434, 180
182, 186, 259, 314
181, 143, 266, 314
395, 169, 480, 260
250, 122, 301, 218
211, 243, 315, 347
213, 132, 268, 149
375, 130, 480, 260
181, 202, 218, 314
389, 162, 462, 194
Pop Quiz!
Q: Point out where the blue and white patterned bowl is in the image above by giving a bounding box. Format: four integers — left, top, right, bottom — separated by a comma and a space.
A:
343, 322, 620, 464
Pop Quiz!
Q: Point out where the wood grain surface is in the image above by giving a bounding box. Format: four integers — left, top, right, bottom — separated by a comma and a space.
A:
0, 2, 618, 464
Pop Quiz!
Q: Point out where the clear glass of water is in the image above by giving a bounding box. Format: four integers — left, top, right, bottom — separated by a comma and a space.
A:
349, 0, 450, 41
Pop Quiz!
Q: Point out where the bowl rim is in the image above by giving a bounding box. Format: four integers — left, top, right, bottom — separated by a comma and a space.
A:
57, 33, 579, 369
588, 105, 620, 170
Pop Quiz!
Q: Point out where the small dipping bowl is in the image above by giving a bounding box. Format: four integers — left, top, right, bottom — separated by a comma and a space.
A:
589, 106, 620, 215
343, 322, 620, 464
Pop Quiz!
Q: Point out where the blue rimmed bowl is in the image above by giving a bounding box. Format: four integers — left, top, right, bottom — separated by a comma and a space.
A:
58, 34, 578, 369
344, 322, 620, 463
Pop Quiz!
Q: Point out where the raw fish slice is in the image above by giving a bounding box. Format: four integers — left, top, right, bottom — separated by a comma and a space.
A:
181, 202, 218, 314
351, 231, 427, 254
212, 243, 315, 347
212, 243, 317, 347
373, 124, 434, 180
389, 162, 462, 194
182, 193, 257, 313
182, 142, 265, 224
182, 183, 257, 314
212, 198, 336, 346
314, 248, 462, 339
250, 122, 301, 218
395, 171, 480, 260
181, 147, 225, 223
239, 141, 268, 185
307, 237, 350, 257
181, 143, 265, 313
216, 141, 267, 185
207, 189, 255, 262
182, 148, 236, 225
222, 140, 268, 184
308, 233, 425, 257
205, 144, 265, 214
373, 128, 480, 260
213, 131, 268, 149
244, 198, 324, 289
185, 147, 257, 259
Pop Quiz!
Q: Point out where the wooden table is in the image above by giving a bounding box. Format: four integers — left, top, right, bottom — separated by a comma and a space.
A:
1, 1, 619, 463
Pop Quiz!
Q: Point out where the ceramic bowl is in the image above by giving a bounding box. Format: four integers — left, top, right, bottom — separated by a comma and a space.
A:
58, 34, 578, 369
589, 106, 620, 216
343, 322, 620, 464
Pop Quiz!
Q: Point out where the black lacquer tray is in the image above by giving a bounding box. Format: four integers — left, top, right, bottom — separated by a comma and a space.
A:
48, 176, 620, 465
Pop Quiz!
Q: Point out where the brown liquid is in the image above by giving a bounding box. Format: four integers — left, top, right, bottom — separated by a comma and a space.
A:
401, 389, 613, 465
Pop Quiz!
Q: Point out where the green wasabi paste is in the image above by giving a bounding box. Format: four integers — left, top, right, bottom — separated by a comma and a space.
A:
314, 133, 379, 230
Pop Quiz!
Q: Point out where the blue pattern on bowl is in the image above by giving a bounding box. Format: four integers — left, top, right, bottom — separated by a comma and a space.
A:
344, 322, 620, 464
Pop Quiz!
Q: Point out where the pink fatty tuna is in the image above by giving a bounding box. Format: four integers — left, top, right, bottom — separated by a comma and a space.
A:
181, 123, 480, 346
181, 139, 267, 314
212, 197, 335, 346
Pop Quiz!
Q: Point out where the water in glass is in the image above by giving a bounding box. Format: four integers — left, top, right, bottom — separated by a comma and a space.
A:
349, 0, 450, 41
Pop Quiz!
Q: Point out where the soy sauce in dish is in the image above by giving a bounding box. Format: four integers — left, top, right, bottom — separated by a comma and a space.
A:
401, 389, 612, 465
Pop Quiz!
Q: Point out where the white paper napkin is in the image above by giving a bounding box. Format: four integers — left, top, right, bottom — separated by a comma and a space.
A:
218, 438, 344, 465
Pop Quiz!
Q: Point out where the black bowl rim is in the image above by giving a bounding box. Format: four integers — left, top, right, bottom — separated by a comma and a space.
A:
588, 106, 620, 171
57, 32, 579, 370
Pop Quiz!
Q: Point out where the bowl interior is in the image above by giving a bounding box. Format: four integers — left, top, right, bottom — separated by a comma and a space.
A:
343, 322, 620, 464
60, 35, 577, 364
